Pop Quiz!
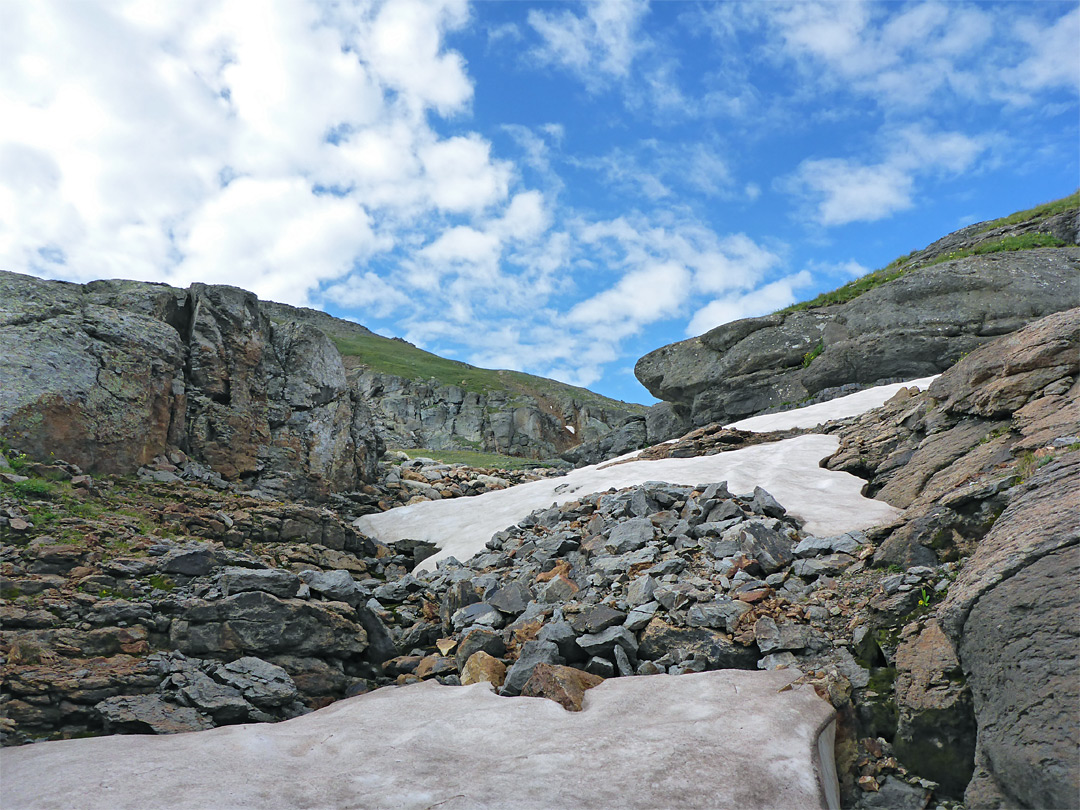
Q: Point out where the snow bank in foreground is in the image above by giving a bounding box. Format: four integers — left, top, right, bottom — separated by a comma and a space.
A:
726, 376, 938, 432
0, 669, 839, 810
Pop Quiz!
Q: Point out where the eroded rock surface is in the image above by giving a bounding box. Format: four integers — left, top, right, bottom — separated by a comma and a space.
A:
940, 456, 1080, 810
636, 246, 1079, 430
0, 272, 382, 499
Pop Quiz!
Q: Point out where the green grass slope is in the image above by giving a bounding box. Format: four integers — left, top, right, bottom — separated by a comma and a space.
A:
263, 302, 646, 413
781, 191, 1078, 314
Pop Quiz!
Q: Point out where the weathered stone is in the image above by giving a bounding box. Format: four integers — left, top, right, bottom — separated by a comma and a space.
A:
460, 651, 506, 687
169, 591, 367, 658
793, 533, 862, 558
216, 657, 298, 708
624, 601, 660, 632
893, 621, 975, 797
301, 569, 361, 604
537, 574, 579, 603
604, 518, 655, 554
501, 640, 564, 697
487, 582, 532, 615
575, 626, 638, 659
687, 599, 751, 634
568, 605, 626, 635
219, 567, 300, 599
414, 655, 456, 680
95, 694, 213, 735
754, 617, 811, 654
160, 544, 220, 577
749, 487, 786, 518
637, 619, 758, 670
174, 669, 251, 723
584, 656, 616, 678
853, 776, 932, 810
538, 620, 582, 663
722, 521, 794, 575
625, 575, 657, 607
520, 663, 604, 711
455, 628, 506, 671
451, 602, 503, 631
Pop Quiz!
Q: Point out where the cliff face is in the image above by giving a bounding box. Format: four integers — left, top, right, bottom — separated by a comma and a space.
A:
261, 302, 646, 461
636, 203, 1080, 433
0, 272, 382, 500
353, 369, 632, 460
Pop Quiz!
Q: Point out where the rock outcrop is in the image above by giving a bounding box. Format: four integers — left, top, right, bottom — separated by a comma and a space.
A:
261, 301, 645, 461
354, 368, 635, 460
938, 456, 1079, 809
819, 307, 1080, 804
636, 248, 1079, 430
0, 272, 382, 499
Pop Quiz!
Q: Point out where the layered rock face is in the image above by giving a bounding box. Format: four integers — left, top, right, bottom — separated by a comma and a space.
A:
261, 301, 644, 461
0, 272, 382, 499
636, 248, 1079, 430
354, 369, 634, 460
822, 307, 1080, 805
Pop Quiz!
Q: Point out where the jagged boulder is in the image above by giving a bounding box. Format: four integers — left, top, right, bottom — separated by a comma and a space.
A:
0, 273, 187, 472
636, 247, 1079, 428
0, 272, 382, 499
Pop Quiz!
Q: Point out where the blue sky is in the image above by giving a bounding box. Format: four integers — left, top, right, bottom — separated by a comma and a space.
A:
2, 1, 1077, 404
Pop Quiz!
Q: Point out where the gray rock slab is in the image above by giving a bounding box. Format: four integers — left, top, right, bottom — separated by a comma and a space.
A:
604, 518, 655, 554
219, 567, 300, 599
4, 670, 839, 810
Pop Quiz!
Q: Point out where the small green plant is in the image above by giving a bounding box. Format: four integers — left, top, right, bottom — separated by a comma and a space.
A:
980, 425, 1011, 444
146, 574, 175, 592
1015, 449, 1060, 483
2, 479, 58, 500
802, 340, 824, 368
978, 191, 1080, 232
918, 588, 931, 608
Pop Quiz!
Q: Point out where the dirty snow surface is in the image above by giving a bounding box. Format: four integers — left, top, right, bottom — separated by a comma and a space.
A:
1, 669, 839, 810
357, 377, 929, 570
359, 435, 897, 571
726, 376, 938, 432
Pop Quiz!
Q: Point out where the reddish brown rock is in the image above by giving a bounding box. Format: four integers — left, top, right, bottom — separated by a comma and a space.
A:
520, 663, 603, 711
413, 655, 456, 680
893, 620, 975, 797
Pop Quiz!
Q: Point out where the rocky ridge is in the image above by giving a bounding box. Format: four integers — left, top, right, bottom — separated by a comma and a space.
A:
262, 302, 645, 461
636, 204, 1079, 434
